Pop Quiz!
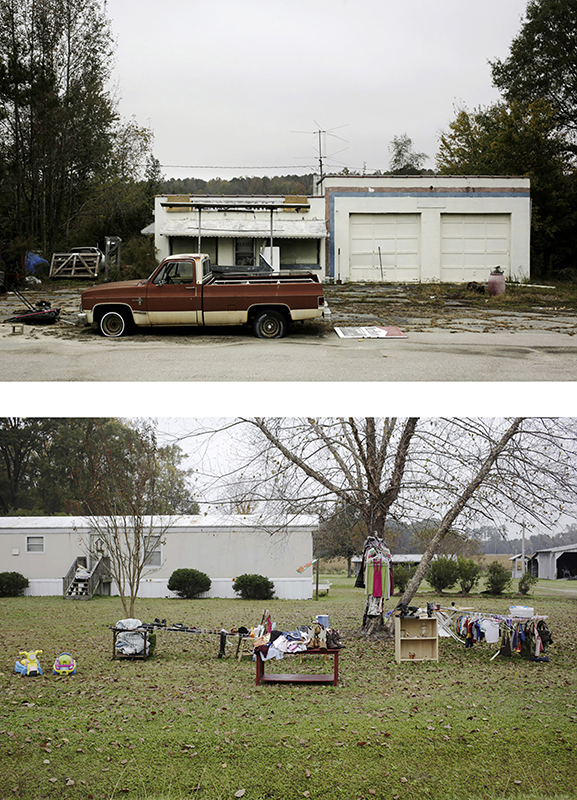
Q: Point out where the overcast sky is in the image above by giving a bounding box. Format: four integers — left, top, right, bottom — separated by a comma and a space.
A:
106, 0, 529, 181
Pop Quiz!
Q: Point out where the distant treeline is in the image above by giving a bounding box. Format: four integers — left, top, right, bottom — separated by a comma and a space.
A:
472, 526, 577, 555
160, 174, 314, 196
386, 519, 576, 556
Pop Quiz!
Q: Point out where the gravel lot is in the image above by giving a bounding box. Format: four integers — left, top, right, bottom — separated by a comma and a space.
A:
1, 280, 576, 341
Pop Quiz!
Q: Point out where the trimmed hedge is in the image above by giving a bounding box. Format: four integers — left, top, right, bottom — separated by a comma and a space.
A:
0, 571, 29, 597
167, 568, 211, 599
232, 573, 275, 600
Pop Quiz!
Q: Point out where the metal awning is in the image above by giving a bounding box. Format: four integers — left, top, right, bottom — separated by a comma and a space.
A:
159, 218, 326, 239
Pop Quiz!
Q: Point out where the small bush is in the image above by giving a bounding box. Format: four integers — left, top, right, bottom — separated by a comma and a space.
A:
393, 563, 416, 594
0, 571, 29, 597
518, 571, 538, 596
426, 557, 459, 594
485, 561, 512, 595
111, 236, 158, 281
232, 573, 275, 600
457, 557, 482, 594
167, 568, 211, 599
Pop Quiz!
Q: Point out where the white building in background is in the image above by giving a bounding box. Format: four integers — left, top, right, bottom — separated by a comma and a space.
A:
527, 542, 577, 580
145, 175, 531, 285
323, 174, 531, 284
152, 195, 327, 274
0, 515, 316, 600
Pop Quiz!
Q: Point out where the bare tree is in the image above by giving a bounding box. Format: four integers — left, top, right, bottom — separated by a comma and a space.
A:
398, 417, 524, 605
77, 420, 179, 617
181, 417, 577, 635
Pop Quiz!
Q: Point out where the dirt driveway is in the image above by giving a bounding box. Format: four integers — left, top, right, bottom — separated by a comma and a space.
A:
1, 280, 576, 340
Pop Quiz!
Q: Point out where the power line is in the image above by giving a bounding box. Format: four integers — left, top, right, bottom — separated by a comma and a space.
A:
159, 164, 313, 170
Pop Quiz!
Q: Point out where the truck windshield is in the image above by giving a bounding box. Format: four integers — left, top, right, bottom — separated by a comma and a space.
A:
152, 261, 195, 285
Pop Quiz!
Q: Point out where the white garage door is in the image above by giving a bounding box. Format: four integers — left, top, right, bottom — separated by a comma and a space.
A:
349, 214, 420, 282
441, 214, 510, 282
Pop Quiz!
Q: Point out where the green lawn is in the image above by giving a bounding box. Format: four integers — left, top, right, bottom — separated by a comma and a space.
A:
1, 583, 575, 800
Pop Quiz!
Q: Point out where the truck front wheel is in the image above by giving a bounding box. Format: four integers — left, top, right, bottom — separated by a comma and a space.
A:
99, 310, 130, 338
253, 309, 287, 339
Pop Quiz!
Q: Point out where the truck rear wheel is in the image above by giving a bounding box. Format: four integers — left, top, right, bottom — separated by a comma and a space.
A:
253, 309, 287, 339
99, 310, 130, 338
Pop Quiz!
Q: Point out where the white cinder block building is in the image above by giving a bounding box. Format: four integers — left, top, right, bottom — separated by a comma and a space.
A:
0, 515, 316, 600
323, 175, 531, 283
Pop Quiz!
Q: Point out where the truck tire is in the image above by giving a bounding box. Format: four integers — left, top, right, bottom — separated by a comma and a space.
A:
99, 310, 130, 338
253, 309, 287, 339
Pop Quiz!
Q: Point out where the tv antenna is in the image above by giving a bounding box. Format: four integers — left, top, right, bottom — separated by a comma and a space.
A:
292, 122, 349, 185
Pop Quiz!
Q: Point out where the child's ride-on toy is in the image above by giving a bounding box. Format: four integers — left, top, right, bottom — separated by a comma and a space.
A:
15, 650, 43, 676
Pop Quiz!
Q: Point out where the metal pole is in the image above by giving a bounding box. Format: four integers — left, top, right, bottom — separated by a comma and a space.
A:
197, 207, 202, 254
270, 207, 274, 267
315, 555, 320, 601
521, 522, 525, 575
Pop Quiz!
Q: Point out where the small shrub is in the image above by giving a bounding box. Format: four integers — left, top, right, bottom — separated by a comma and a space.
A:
518, 571, 538, 596
485, 561, 512, 595
167, 568, 211, 599
0, 571, 29, 597
426, 557, 459, 594
111, 236, 158, 281
457, 557, 481, 594
232, 573, 275, 600
393, 563, 416, 594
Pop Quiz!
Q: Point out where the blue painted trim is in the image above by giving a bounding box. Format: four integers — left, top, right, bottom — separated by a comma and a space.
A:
328, 190, 529, 278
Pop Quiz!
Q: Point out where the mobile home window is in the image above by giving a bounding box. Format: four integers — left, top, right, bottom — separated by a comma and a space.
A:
145, 537, 162, 568
26, 536, 45, 553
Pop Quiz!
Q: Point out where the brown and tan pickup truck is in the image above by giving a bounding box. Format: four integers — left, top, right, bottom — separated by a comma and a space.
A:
79, 254, 328, 339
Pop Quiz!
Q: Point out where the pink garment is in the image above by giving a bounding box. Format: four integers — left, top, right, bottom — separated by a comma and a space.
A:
372, 563, 382, 598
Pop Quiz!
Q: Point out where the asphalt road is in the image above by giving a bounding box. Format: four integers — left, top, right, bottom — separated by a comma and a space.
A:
0, 322, 575, 382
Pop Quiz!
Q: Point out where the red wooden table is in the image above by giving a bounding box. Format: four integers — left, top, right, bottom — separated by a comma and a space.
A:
256, 647, 339, 686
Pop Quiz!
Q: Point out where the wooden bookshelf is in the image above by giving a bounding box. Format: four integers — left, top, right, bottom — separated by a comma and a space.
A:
395, 616, 438, 663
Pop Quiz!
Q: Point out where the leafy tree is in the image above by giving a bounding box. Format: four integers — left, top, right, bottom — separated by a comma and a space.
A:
316, 503, 367, 577
389, 133, 428, 174
485, 561, 512, 595
0, 0, 117, 260
0, 418, 198, 516
490, 0, 577, 157
0, 0, 160, 269
457, 557, 482, 594
436, 100, 577, 278
0, 418, 59, 513
70, 121, 161, 249
426, 557, 459, 594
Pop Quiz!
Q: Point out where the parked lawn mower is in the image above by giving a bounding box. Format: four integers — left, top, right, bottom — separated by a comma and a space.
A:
1, 271, 60, 324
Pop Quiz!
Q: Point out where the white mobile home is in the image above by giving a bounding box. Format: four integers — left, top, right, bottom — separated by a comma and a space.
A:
0, 515, 316, 600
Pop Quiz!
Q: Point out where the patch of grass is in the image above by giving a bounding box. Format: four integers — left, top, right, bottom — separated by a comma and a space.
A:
1, 587, 576, 799
324, 281, 577, 315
